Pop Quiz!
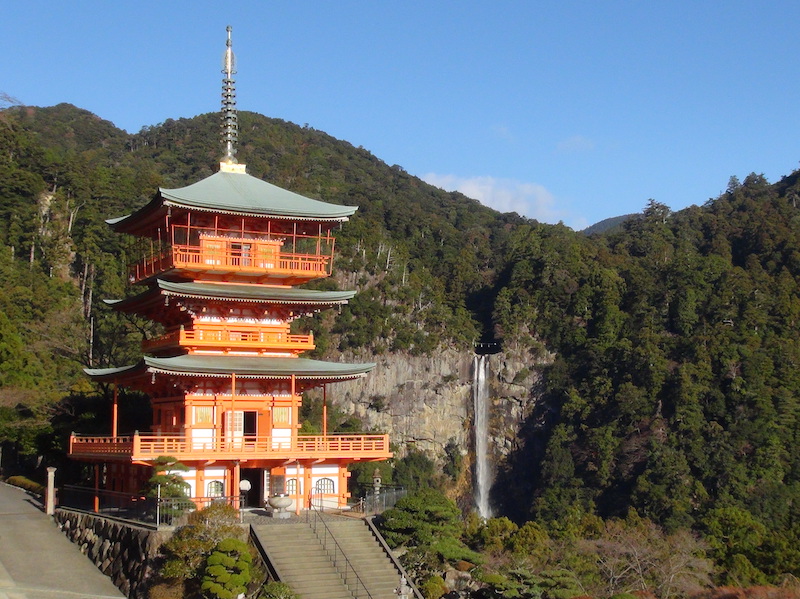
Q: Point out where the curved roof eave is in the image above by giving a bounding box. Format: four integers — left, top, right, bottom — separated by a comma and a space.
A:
85, 355, 376, 382
85, 361, 145, 380
155, 280, 356, 304
106, 170, 358, 231
159, 171, 357, 221
106, 280, 355, 314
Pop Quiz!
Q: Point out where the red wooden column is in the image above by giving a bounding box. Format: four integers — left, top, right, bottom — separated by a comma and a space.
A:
338, 464, 350, 508
322, 385, 328, 437
290, 375, 298, 444
112, 382, 119, 438
295, 459, 301, 516
304, 461, 313, 509
93, 464, 100, 513
232, 461, 241, 510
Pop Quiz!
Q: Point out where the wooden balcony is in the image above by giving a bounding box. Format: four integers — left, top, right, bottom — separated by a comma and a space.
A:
143, 326, 315, 354
130, 244, 331, 285
69, 432, 391, 462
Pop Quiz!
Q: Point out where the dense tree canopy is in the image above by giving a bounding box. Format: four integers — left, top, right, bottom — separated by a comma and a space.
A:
2, 103, 800, 584
493, 173, 800, 583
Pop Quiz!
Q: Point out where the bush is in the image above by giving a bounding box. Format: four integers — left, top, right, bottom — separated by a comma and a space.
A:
431, 535, 483, 565
5, 475, 45, 495
147, 580, 183, 599
259, 581, 299, 599
478, 517, 518, 553
379, 488, 461, 548
508, 521, 550, 558
159, 503, 244, 581
200, 537, 252, 599
393, 449, 440, 493
146, 456, 190, 499
420, 575, 448, 599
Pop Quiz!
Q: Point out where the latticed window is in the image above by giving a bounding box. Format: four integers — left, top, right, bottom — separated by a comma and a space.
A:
273, 407, 291, 425
286, 478, 298, 496
195, 406, 213, 425
316, 478, 334, 494
207, 480, 224, 497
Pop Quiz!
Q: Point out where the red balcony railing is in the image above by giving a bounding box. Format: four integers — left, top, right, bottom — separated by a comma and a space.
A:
69, 432, 391, 462
142, 326, 315, 353
130, 245, 331, 284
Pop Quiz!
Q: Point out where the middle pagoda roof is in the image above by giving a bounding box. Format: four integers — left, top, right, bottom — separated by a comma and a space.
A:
106, 279, 355, 321
107, 169, 359, 236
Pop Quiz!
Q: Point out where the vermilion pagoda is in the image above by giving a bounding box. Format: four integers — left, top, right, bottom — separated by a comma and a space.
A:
68, 28, 390, 511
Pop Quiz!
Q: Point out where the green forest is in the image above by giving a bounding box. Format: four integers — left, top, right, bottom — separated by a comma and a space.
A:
2, 101, 800, 595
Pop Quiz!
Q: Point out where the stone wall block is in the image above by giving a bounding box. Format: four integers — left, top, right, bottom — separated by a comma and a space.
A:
55, 509, 161, 599
89, 537, 101, 561
100, 538, 111, 560
111, 557, 123, 579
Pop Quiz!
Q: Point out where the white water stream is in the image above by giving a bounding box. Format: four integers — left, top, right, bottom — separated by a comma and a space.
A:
473, 354, 492, 518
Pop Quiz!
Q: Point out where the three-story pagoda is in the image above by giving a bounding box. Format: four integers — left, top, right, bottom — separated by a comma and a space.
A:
68, 27, 390, 511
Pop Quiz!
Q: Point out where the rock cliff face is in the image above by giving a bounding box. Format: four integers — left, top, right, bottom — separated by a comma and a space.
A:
332, 346, 549, 491
336, 348, 473, 453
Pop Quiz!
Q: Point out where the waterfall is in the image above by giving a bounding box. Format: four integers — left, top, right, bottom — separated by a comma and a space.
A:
473, 354, 492, 518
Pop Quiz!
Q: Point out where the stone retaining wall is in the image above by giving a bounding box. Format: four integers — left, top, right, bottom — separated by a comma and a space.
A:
54, 509, 167, 598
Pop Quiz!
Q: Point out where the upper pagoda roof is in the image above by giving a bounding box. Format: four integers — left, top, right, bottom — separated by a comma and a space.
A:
86, 355, 375, 384
107, 170, 358, 233
106, 279, 355, 315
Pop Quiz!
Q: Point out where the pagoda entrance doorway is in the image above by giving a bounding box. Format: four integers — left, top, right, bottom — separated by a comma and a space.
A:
225, 410, 258, 447
240, 468, 263, 508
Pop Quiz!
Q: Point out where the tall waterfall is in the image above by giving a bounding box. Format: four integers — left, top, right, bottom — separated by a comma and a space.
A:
473, 354, 492, 519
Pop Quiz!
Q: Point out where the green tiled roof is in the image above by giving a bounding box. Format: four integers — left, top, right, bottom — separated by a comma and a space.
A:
86, 355, 375, 381
155, 280, 356, 303
108, 170, 357, 229
106, 280, 355, 311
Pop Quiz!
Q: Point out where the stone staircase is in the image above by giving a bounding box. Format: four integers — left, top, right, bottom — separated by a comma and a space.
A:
322, 519, 403, 599
251, 518, 404, 599
252, 522, 353, 599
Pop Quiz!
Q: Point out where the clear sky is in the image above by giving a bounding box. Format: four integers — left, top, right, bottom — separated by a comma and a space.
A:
2, 1, 799, 229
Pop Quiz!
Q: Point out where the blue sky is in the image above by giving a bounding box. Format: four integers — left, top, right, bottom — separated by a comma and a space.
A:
2, 2, 799, 229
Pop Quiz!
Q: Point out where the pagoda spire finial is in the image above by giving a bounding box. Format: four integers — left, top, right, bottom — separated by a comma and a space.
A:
220, 25, 245, 172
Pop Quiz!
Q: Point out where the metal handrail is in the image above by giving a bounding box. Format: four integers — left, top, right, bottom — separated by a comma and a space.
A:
306, 486, 374, 599
364, 515, 425, 599
352, 487, 407, 515
249, 526, 281, 583
58, 485, 240, 527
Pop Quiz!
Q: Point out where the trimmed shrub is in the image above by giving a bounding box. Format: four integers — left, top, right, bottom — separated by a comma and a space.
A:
5, 475, 45, 495
259, 581, 299, 599
421, 575, 448, 599
200, 537, 252, 599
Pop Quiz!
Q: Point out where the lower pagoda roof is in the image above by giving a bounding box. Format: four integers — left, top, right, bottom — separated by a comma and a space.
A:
85, 355, 376, 384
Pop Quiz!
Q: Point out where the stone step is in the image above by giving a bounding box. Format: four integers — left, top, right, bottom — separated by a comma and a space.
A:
261, 547, 330, 559
252, 523, 353, 599
252, 518, 408, 599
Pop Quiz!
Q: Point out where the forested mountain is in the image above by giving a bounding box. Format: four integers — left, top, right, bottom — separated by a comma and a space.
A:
493, 180, 800, 582
3, 103, 800, 584
581, 213, 639, 235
